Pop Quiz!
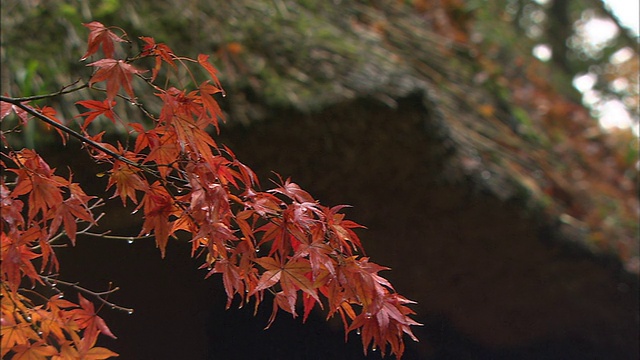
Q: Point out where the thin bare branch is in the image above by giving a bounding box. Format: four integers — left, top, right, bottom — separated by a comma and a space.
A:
40, 275, 134, 314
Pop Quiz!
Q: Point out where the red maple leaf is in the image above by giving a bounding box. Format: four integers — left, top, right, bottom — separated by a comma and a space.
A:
76, 100, 117, 129
138, 182, 178, 257
38, 106, 68, 144
81, 21, 125, 60
140, 36, 176, 81
106, 161, 147, 205
0, 99, 29, 124
197, 54, 223, 92
252, 257, 320, 327
87, 59, 146, 101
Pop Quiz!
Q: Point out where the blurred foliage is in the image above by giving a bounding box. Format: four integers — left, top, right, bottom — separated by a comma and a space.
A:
1, 0, 638, 271
407, 0, 638, 271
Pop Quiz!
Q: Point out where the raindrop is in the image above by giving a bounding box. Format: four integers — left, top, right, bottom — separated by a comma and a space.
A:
59, 293, 64, 298
26, 316, 32, 322
38, 331, 43, 336
356, 329, 361, 335
255, 248, 260, 253
51, 282, 57, 287
127, 238, 134, 244
143, 233, 151, 237
131, 209, 139, 215
127, 310, 134, 315
111, 306, 116, 310
372, 347, 377, 352
364, 312, 372, 319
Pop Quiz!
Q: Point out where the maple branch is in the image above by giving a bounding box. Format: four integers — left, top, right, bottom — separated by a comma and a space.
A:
40, 275, 134, 314
37, 206, 106, 247
0, 96, 189, 186
1, 96, 139, 165
4, 80, 89, 102
82, 231, 155, 242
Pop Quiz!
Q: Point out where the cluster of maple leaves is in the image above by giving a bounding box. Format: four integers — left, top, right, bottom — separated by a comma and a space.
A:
1, 22, 420, 358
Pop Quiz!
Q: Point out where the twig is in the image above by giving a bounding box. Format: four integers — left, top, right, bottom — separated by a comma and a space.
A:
5, 80, 89, 102
82, 231, 155, 242
40, 275, 134, 314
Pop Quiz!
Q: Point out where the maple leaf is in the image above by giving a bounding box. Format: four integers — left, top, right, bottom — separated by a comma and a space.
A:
293, 229, 336, 279
0, 99, 29, 124
269, 176, 315, 203
81, 22, 125, 60
197, 54, 224, 93
38, 294, 77, 341
325, 205, 365, 255
347, 293, 422, 358
139, 182, 178, 257
1, 182, 24, 228
252, 257, 319, 322
338, 257, 392, 312
206, 258, 245, 309
106, 161, 147, 205
48, 196, 96, 245
129, 123, 159, 153
87, 59, 146, 101
9, 149, 67, 220
144, 131, 179, 178
171, 112, 217, 159
38, 106, 68, 144
76, 100, 117, 129
81, 346, 120, 360
0, 315, 40, 357
198, 81, 225, 131
68, 293, 117, 350
140, 36, 176, 82
1, 233, 43, 292
8, 341, 58, 360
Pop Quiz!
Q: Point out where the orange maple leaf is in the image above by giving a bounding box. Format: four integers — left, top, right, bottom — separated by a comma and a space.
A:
68, 294, 117, 350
